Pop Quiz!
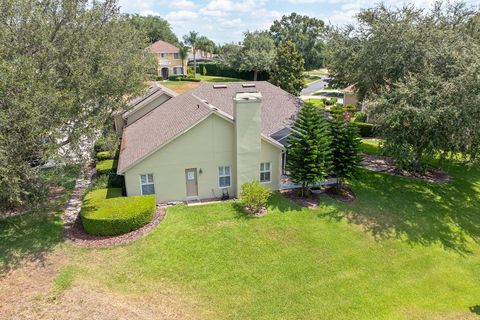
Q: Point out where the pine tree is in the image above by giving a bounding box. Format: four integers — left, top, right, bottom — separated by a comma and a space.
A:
270, 41, 305, 96
286, 103, 331, 197
329, 106, 363, 191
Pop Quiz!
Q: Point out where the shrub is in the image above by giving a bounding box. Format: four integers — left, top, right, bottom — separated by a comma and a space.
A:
168, 75, 184, 81
240, 181, 271, 214
95, 151, 112, 161
196, 62, 268, 81
96, 160, 117, 175
80, 188, 156, 236
94, 138, 106, 152
354, 122, 378, 137
353, 111, 367, 123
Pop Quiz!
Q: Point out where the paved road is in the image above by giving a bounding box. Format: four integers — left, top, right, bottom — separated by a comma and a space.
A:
301, 76, 329, 95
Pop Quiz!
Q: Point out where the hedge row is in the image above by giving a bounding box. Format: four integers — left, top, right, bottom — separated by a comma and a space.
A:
80, 188, 156, 236
196, 63, 269, 81
96, 151, 112, 161
96, 159, 117, 175
354, 122, 378, 137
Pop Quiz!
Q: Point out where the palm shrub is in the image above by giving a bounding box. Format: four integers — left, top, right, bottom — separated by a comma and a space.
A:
286, 102, 332, 197
329, 106, 363, 191
240, 181, 271, 214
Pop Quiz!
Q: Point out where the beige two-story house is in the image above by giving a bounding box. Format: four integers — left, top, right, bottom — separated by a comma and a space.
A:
151, 40, 187, 79
117, 82, 303, 203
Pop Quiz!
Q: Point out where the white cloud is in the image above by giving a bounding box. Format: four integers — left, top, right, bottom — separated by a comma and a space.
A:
140, 10, 161, 16
200, 8, 230, 17
169, 0, 197, 10
204, 0, 266, 12
165, 10, 199, 22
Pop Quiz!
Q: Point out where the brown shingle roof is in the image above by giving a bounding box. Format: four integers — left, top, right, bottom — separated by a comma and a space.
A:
190, 81, 302, 137
150, 40, 180, 54
118, 81, 302, 173
117, 94, 212, 173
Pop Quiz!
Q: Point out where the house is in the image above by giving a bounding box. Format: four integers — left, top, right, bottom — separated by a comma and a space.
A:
113, 82, 178, 134
150, 40, 187, 79
342, 84, 358, 107
117, 81, 302, 203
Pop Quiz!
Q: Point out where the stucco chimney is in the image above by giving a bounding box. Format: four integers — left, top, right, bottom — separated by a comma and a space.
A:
233, 92, 262, 196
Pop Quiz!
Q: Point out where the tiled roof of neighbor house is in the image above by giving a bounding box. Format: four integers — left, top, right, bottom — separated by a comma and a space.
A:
118, 81, 302, 173
150, 40, 180, 54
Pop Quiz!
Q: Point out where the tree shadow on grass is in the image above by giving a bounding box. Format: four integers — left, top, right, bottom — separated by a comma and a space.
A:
0, 204, 64, 275
318, 165, 480, 254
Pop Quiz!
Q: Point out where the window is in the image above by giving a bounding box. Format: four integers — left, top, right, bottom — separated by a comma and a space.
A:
260, 162, 271, 183
160, 53, 165, 58
140, 174, 155, 195
173, 52, 180, 59
218, 166, 231, 188
173, 67, 183, 75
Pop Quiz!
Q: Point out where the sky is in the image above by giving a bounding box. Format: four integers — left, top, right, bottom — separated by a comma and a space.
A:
118, 0, 480, 43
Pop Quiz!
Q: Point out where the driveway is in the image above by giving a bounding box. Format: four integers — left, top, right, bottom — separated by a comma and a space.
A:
301, 76, 329, 95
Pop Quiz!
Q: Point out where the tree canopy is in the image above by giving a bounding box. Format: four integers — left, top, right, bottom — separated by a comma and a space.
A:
326, 2, 480, 170
0, 0, 152, 209
237, 31, 275, 81
270, 13, 326, 70
270, 41, 305, 96
126, 14, 179, 45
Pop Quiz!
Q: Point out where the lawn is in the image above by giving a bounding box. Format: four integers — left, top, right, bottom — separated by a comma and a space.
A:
161, 75, 244, 93
1, 155, 480, 319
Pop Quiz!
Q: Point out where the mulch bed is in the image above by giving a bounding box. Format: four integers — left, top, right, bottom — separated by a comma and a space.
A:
362, 154, 452, 183
64, 206, 167, 248
325, 185, 356, 202
280, 189, 320, 209
242, 206, 267, 217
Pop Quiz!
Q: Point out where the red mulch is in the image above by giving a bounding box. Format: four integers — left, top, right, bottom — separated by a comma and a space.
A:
280, 189, 320, 209
64, 206, 167, 248
362, 154, 452, 183
325, 185, 356, 202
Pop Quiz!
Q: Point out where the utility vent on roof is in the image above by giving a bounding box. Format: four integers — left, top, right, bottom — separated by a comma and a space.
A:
242, 83, 255, 88
213, 84, 227, 89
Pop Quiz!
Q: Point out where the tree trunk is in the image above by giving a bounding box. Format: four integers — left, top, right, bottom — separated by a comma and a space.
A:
193, 49, 197, 78
253, 70, 258, 81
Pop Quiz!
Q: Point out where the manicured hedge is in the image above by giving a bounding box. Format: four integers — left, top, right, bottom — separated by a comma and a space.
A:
196, 63, 269, 81
354, 122, 378, 137
96, 151, 112, 161
94, 138, 106, 152
96, 159, 117, 175
80, 188, 156, 236
169, 75, 185, 81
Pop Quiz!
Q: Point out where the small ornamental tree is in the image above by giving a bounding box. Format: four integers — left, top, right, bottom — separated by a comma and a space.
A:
329, 106, 363, 191
286, 103, 331, 197
270, 41, 305, 96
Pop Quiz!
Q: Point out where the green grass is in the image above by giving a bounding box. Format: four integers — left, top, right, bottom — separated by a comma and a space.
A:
312, 90, 344, 98
303, 98, 325, 108
3, 160, 480, 318
52, 265, 78, 294
195, 75, 243, 82
361, 138, 383, 155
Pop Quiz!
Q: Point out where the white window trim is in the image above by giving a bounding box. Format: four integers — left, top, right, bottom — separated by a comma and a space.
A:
218, 166, 231, 188
260, 162, 271, 183
140, 173, 155, 195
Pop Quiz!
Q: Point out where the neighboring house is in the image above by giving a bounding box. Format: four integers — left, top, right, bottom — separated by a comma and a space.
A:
113, 83, 178, 134
151, 40, 187, 79
117, 81, 302, 203
188, 49, 215, 62
343, 84, 358, 107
